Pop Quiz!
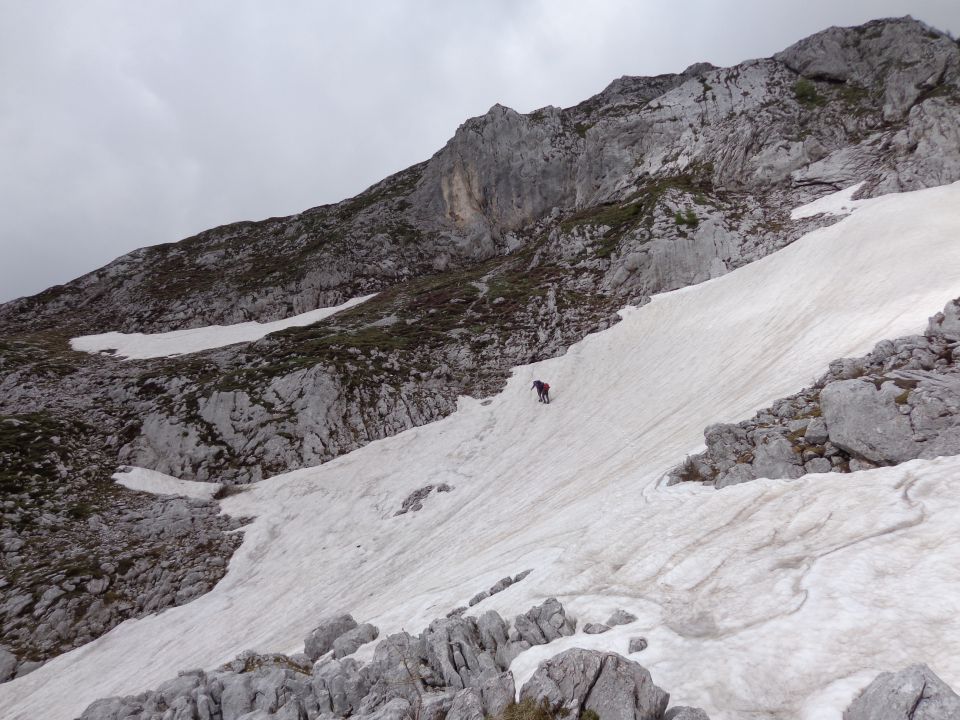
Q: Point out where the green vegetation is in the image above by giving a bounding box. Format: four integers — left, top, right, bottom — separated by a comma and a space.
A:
674, 208, 699, 228
498, 698, 570, 720
574, 122, 594, 138
793, 78, 824, 107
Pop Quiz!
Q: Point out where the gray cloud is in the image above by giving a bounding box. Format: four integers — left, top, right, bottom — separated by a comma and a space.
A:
1, 0, 958, 303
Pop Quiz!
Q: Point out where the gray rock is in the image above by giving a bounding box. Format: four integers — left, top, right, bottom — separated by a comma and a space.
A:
220, 674, 254, 720
804, 457, 833, 474
514, 598, 576, 645
843, 663, 960, 720
476, 610, 509, 658
583, 623, 611, 634
446, 688, 485, 720
714, 464, 756, 489
751, 430, 804, 480
821, 379, 916, 463
664, 708, 711, 720
333, 623, 380, 659
477, 669, 516, 717
364, 697, 414, 720
804, 417, 829, 444
928, 298, 960, 341
606, 609, 638, 627
468, 591, 489, 607
520, 649, 669, 720
305, 614, 358, 660
0, 646, 16, 683
628, 637, 648, 653
312, 658, 371, 717
421, 616, 488, 689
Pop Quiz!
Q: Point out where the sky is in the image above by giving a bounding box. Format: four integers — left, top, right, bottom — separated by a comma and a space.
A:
1, 1, 958, 304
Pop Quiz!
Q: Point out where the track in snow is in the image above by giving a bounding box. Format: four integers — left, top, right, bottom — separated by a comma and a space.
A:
6, 182, 960, 719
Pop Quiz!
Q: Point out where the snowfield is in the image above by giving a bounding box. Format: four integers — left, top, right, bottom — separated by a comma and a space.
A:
112, 466, 222, 500
69, 294, 377, 359
7, 182, 960, 719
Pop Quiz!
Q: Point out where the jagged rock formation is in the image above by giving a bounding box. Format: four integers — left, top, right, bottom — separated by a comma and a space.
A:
78, 599, 578, 720
2, 16, 960, 675
668, 298, 960, 487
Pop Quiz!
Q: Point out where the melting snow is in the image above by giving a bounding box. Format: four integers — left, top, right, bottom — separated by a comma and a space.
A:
69, 294, 377, 360
113, 466, 222, 500
791, 182, 867, 219
6, 182, 960, 719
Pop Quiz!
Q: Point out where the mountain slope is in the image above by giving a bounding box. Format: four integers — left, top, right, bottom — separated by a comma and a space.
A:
2, 15, 960, 702
5, 180, 960, 720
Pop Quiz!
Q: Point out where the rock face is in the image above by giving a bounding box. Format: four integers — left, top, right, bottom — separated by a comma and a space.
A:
4, 17, 960, 672
844, 664, 960, 720
520, 648, 669, 720
669, 298, 960, 487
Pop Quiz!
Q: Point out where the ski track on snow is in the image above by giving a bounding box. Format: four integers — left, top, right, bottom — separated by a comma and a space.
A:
6, 183, 960, 719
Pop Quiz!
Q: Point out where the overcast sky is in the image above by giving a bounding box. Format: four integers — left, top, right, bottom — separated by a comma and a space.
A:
1, 1, 958, 304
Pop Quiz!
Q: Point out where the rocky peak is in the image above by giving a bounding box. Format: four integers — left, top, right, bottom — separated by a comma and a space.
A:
774, 16, 960, 120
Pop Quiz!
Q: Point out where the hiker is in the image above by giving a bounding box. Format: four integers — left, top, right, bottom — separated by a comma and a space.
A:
530, 379, 551, 404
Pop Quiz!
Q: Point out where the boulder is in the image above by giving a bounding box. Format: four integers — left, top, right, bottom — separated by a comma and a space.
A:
628, 637, 648, 653
332, 623, 380, 659
514, 598, 576, 645
821, 380, 916, 463
844, 664, 960, 720
584, 623, 611, 634
520, 649, 669, 720
607, 609, 638, 627
304, 614, 358, 660
804, 417, 829, 444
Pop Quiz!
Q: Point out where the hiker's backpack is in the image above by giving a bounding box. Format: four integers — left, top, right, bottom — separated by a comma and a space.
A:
543, 383, 550, 392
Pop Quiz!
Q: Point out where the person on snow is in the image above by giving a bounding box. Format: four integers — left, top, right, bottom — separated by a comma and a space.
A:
531, 379, 551, 404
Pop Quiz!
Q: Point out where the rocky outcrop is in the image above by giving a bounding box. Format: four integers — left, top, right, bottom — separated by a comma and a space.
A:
669, 298, 960, 487
520, 648, 669, 720
467, 568, 532, 608
0, 412, 244, 683
79, 600, 576, 720
394, 483, 453, 516
844, 664, 960, 720
513, 598, 577, 646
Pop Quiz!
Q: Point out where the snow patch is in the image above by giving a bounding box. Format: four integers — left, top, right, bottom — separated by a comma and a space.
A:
113, 466, 221, 500
70, 294, 377, 360
791, 182, 866, 220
